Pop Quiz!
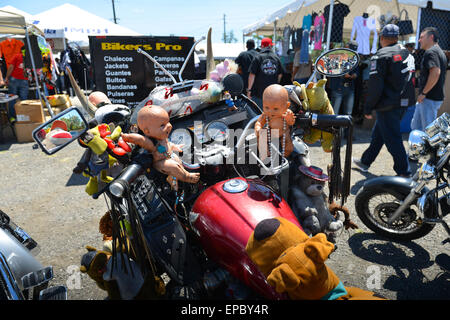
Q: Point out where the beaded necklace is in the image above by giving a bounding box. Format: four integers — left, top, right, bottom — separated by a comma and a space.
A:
265, 115, 286, 162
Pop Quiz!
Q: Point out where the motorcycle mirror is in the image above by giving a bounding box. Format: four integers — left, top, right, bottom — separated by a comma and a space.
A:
32, 107, 89, 155
314, 48, 360, 78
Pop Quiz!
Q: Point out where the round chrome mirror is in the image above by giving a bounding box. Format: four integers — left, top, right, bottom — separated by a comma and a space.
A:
314, 48, 360, 77
408, 129, 429, 160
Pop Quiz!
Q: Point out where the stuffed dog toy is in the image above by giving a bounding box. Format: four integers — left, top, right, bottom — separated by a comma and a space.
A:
246, 217, 386, 300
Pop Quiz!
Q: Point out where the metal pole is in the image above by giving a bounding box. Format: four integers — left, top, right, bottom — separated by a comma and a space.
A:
25, 27, 54, 117
111, 0, 118, 24
273, 20, 277, 47
325, 0, 334, 51
223, 14, 227, 43
415, 7, 422, 50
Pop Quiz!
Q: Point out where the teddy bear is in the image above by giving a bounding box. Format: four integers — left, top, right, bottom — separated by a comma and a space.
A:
290, 165, 343, 243
294, 79, 334, 153
245, 217, 387, 300
80, 245, 165, 300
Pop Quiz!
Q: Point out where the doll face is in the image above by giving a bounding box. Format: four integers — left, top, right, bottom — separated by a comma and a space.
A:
263, 99, 289, 119
137, 106, 172, 140
262, 84, 290, 119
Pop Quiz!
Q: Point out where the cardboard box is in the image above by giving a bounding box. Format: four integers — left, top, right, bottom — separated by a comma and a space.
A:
14, 122, 43, 143
14, 100, 45, 124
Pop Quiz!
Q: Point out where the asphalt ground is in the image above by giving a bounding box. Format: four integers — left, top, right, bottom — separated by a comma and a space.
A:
0, 124, 449, 301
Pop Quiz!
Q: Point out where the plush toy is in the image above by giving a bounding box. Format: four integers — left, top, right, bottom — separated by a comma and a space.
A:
246, 217, 387, 300
209, 59, 238, 82
80, 245, 165, 300
255, 84, 296, 160
290, 165, 343, 243
294, 79, 334, 153
78, 123, 130, 195
122, 105, 200, 190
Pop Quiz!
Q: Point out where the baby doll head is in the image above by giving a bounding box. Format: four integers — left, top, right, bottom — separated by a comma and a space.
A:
137, 105, 172, 140
262, 84, 290, 119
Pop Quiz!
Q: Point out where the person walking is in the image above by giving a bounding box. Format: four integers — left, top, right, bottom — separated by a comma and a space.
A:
4, 45, 28, 122
235, 39, 258, 94
352, 24, 414, 177
410, 27, 447, 131
247, 37, 284, 108
291, 45, 313, 84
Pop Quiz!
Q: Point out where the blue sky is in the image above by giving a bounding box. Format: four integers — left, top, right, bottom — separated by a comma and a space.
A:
5, 0, 294, 43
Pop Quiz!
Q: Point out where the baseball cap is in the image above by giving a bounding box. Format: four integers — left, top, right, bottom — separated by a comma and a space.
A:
261, 37, 273, 48
381, 24, 399, 37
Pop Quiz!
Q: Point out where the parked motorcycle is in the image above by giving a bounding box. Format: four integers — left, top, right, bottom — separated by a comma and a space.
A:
0, 209, 67, 300
355, 112, 450, 243
31, 39, 359, 299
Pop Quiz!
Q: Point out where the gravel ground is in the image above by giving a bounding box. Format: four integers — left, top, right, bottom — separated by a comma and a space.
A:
0, 125, 449, 300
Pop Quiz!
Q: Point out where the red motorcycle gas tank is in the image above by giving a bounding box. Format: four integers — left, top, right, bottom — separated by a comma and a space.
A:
191, 178, 302, 299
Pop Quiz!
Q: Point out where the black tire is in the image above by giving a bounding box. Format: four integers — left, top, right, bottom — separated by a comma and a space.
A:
355, 187, 435, 241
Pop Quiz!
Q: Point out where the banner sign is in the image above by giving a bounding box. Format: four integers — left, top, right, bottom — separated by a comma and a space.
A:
89, 35, 195, 108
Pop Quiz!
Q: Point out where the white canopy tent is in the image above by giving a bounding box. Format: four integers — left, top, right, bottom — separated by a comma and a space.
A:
31, 3, 142, 48
0, 8, 43, 37
0, 9, 53, 116
243, 0, 450, 46
0, 5, 33, 22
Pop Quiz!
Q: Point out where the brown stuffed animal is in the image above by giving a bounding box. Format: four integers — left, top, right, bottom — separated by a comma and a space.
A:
80, 245, 165, 300
246, 217, 386, 300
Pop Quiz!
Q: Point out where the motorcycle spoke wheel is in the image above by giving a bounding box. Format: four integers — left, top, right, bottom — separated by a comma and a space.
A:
356, 189, 435, 241
367, 193, 421, 233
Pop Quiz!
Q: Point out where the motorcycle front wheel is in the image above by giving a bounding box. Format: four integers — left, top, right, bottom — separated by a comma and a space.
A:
355, 188, 435, 241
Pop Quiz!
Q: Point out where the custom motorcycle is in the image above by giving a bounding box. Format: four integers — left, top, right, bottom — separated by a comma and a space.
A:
31, 32, 359, 299
0, 209, 67, 300
355, 112, 450, 244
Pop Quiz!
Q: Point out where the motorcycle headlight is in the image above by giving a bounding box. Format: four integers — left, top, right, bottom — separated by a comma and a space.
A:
408, 130, 429, 160
418, 162, 435, 180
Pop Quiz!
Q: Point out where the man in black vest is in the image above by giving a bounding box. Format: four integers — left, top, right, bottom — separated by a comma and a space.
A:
353, 24, 414, 177
235, 39, 257, 94
247, 37, 284, 108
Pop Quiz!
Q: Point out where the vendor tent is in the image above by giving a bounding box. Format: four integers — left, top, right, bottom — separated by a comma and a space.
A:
0, 5, 33, 22
31, 3, 141, 47
243, 0, 449, 42
0, 9, 52, 116
0, 8, 43, 36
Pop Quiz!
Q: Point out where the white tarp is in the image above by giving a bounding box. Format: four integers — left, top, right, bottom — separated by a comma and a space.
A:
31, 3, 141, 46
243, 0, 450, 36
196, 42, 246, 60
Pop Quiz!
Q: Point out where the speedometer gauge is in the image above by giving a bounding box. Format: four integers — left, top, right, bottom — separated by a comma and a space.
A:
169, 128, 193, 150
206, 121, 229, 142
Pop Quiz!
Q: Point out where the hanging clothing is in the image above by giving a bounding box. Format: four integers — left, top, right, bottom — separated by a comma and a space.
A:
302, 14, 312, 30
324, 3, 351, 43
281, 26, 292, 57
299, 29, 310, 64
291, 28, 303, 50
350, 16, 378, 55
0, 38, 24, 68
313, 14, 325, 50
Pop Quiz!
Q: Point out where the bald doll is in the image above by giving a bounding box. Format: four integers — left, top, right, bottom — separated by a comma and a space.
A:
88, 91, 111, 107
255, 84, 296, 160
122, 106, 200, 189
